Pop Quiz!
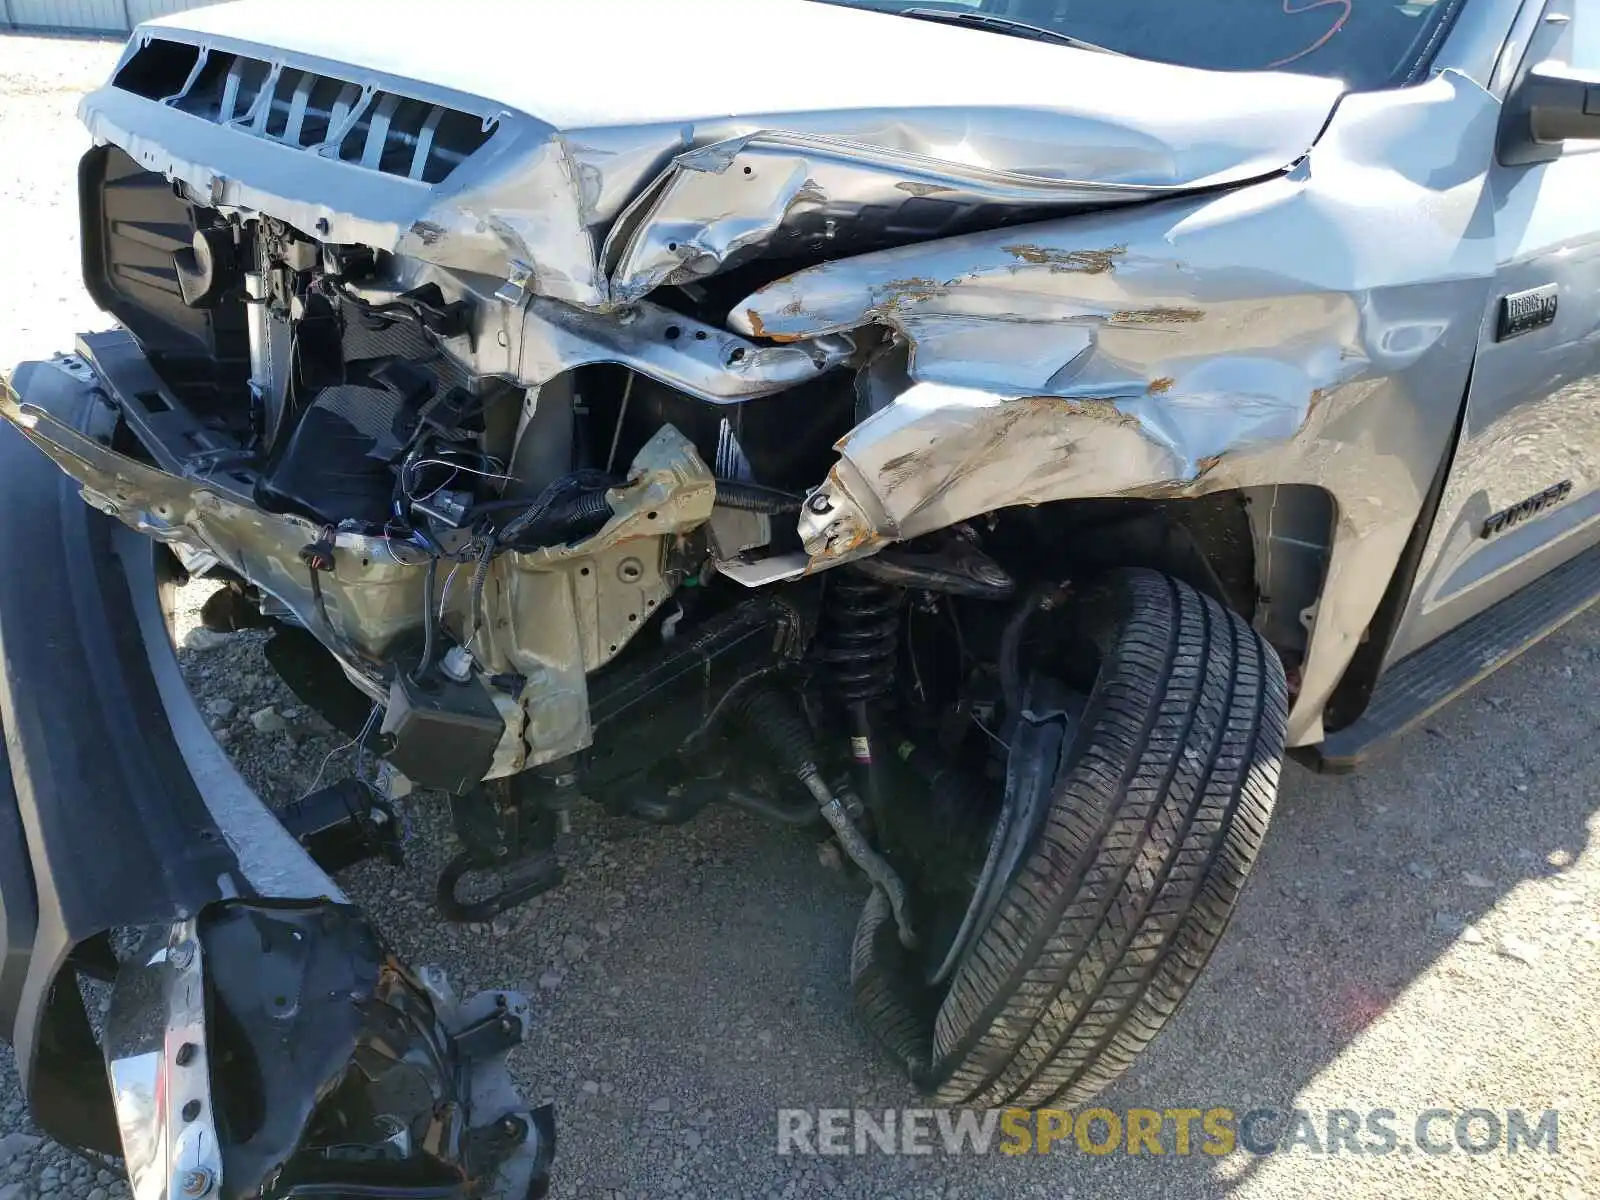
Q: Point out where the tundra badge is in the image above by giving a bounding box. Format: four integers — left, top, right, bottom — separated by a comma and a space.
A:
1496, 284, 1559, 341
1481, 480, 1574, 538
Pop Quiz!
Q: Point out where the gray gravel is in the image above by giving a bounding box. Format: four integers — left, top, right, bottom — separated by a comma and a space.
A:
1, 31, 1597, 1200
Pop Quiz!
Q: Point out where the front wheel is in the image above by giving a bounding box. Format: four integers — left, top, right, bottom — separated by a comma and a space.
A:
853, 569, 1288, 1109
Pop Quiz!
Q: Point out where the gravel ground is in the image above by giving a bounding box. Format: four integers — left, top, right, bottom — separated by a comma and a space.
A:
1, 31, 1597, 1200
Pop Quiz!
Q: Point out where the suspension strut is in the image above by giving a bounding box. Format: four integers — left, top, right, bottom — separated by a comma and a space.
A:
816, 569, 902, 808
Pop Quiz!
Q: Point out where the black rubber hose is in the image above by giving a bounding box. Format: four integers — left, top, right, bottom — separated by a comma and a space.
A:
725, 786, 820, 826
735, 689, 819, 780
713, 479, 804, 515
499, 488, 613, 548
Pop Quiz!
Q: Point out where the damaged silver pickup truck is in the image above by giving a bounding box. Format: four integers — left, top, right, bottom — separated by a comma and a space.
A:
4, 0, 1600, 1193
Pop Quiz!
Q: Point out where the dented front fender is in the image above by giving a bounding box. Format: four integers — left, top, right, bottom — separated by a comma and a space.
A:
736, 71, 1502, 743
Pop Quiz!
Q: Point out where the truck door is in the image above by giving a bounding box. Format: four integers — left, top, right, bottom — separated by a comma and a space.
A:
1390, 0, 1600, 662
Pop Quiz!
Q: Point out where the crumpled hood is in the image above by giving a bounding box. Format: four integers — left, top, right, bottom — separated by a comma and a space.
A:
92, 0, 1346, 308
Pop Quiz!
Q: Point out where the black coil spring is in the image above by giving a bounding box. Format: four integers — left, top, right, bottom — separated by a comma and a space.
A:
817, 572, 901, 702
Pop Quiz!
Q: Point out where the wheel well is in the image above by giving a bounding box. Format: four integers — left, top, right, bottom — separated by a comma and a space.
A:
986, 485, 1337, 674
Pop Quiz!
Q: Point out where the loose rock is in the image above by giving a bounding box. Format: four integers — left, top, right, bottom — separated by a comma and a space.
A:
249, 706, 288, 735
1498, 936, 1539, 964
183, 628, 232, 652
562, 934, 590, 961
0, 1135, 37, 1166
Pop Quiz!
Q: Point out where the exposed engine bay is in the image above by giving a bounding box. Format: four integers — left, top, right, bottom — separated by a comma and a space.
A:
46, 126, 1281, 806
35, 0, 1514, 782
45, 147, 1067, 914
0, 114, 1276, 981
67, 150, 995, 786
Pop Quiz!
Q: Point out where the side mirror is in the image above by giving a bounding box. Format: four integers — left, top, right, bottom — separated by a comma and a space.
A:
1501, 61, 1600, 165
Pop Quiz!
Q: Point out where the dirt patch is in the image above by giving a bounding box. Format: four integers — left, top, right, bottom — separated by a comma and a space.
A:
1000, 243, 1126, 274
895, 180, 955, 197
1109, 306, 1205, 325
874, 276, 949, 312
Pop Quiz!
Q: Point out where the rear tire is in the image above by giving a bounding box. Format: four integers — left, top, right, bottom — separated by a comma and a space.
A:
852, 569, 1287, 1108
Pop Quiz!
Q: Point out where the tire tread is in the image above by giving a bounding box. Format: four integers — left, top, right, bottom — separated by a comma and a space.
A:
863, 570, 1287, 1108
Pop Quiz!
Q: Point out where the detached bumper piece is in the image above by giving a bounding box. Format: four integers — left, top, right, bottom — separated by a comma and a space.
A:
0, 356, 553, 1199
109, 906, 553, 1200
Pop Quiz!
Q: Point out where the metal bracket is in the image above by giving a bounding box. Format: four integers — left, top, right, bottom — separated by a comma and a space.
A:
104, 919, 225, 1200
452, 993, 529, 1061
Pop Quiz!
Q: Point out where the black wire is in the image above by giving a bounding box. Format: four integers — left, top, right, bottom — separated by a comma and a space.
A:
309, 565, 336, 636
463, 470, 613, 638
333, 282, 452, 359
468, 536, 496, 642
497, 470, 615, 541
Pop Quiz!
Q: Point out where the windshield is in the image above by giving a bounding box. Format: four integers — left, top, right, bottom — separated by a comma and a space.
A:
817, 0, 1463, 90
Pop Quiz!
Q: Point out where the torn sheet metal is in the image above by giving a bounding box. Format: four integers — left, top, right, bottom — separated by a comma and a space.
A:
470, 425, 716, 772
344, 265, 854, 403
0, 380, 421, 679
798, 385, 1188, 560
514, 296, 855, 402
0, 378, 714, 773
603, 130, 1190, 308
744, 71, 1501, 744
88, 0, 1344, 309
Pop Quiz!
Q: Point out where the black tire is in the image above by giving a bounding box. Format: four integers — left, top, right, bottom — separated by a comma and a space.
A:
852, 569, 1287, 1108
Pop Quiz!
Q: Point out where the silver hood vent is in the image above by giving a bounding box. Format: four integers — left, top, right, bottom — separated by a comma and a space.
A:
112, 38, 496, 185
